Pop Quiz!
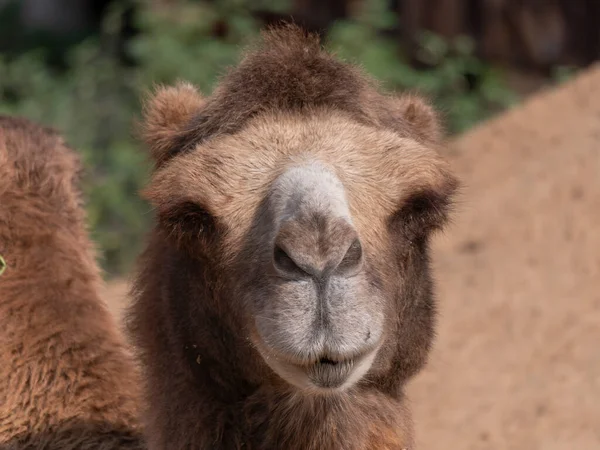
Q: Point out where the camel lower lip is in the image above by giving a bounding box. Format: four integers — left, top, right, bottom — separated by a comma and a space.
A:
305, 358, 355, 388
251, 332, 379, 391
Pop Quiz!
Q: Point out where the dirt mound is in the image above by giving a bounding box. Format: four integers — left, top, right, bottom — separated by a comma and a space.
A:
102, 64, 600, 449
408, 63, 600, 449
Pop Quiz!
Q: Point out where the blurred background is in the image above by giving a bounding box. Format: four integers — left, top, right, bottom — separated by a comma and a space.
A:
4, 3, 599, 448
0, 0, 597, 277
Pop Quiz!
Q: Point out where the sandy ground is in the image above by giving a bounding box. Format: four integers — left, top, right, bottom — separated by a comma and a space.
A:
101, 64, 600, 449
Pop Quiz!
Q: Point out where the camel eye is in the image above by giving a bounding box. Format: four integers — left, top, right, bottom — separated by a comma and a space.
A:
175, 202, 214, 234
393, 190, 452, 241
159, 201, 217, 246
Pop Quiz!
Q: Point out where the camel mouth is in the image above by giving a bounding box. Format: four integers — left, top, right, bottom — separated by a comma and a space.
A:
304, 354, 360, 389
250, 329, 380, 392
318, 356, 340, 366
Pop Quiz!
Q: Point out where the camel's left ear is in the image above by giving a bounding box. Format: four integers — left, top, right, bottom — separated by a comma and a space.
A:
139, 81, 204, 168
387, 93, 444, 144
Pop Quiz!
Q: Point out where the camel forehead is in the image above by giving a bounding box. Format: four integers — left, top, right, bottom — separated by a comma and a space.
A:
148, 110, 446, 239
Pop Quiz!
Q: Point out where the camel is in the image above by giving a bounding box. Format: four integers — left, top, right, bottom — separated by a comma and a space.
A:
0, 115, 145, 449
127, 24, 459, 449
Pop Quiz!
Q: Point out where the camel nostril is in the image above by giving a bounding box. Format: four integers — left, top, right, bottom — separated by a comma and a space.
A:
336, 238, 363, 274
273, 244, 308, 278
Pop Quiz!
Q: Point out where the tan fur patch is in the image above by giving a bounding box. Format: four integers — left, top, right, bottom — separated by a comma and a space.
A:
0, 115, 144, 448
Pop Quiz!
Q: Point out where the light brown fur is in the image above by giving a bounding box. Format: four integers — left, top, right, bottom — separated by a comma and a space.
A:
0, 116, 145, 449
128, 24, 458, 449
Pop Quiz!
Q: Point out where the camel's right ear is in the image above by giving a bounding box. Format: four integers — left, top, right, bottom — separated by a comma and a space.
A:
140, 81, 204, 167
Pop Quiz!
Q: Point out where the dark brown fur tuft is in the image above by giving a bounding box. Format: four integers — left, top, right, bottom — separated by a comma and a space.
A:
144, 23, 442, 166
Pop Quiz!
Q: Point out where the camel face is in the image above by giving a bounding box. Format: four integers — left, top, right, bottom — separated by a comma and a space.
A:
144, 109, 455, 393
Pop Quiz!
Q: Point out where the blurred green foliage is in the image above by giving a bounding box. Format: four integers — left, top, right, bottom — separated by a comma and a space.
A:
0, 0, 519, 277
327, 0, 519, 132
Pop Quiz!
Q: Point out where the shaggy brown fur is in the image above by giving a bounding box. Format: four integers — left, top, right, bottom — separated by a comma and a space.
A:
128, 24, 458, 450
0, 116, 145, 449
